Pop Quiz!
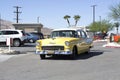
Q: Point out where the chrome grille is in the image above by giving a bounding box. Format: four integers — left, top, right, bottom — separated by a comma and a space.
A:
42, 46, 64, 50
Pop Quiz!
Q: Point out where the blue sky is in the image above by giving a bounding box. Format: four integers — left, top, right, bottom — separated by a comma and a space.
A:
0, 0, 120, 29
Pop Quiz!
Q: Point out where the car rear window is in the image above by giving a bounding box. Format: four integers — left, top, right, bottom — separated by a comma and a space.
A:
21, 31, 26, 36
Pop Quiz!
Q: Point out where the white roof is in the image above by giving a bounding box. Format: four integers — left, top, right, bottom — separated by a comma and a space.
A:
0, 29, 22, 31
52, 28, 82, 31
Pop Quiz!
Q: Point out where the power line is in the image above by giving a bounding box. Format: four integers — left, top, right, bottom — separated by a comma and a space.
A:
14, 6, 22, 23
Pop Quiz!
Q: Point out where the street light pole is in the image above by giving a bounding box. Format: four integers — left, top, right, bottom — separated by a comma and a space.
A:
91, 5, 97, 23
99, 16, 101, 31
37, 16, 40, 23
99, 16, 101, 23
115, 22, 119, 34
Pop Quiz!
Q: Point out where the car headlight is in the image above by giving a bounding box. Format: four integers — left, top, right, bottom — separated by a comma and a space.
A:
36, 42, 40, 46
65, 41, 70, 46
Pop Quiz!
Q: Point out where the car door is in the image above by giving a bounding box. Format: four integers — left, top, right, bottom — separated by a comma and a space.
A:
0, 31, 6, 42
77, 30, 89, 52
76, 30, 86, 53
1, 31, 13, 42
80, 31, 91, 50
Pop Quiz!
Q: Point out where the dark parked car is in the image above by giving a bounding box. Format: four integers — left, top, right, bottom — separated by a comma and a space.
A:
30, 32, 44, 39
94, 32, 107, 40
26, 32, 44, 43
26, 33, 39, 43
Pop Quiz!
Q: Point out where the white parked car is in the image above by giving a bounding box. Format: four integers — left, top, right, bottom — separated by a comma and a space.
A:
0, 29, 27, 47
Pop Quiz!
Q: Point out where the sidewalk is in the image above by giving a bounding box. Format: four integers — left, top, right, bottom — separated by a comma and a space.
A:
103, 42, 120, 48
0, 48, 20, 54
94, 39, 120, 48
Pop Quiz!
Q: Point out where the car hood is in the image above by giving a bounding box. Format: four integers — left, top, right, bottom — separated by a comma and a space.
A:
37, 37, 78, 46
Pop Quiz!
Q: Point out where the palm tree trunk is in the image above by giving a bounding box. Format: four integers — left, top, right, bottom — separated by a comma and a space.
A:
75, 20, 78, 27
67, 19, 70, 27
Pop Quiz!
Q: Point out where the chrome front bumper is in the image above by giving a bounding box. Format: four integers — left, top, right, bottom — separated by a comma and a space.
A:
35, 50, 72, 55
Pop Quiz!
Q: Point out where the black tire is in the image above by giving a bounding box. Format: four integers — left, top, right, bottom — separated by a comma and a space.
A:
70, 46, 77, 59
40, 54, 46, 59
13, 39, 21, 47
85, 48, 90, 54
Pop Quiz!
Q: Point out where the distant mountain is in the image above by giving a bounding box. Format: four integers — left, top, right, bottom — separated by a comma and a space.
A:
41, 27, 53, 35
0, 19, 14, 29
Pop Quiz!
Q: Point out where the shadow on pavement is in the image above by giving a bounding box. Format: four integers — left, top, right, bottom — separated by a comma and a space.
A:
76, 50, 103, 60
41, 50, 103, 60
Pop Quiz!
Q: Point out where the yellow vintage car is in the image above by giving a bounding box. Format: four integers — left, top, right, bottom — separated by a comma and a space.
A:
35, 28, 93, 59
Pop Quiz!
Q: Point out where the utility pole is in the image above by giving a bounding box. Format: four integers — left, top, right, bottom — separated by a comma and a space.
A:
14, 6, 22, 23
91, 5, 97, 23
0, 13, 1, 30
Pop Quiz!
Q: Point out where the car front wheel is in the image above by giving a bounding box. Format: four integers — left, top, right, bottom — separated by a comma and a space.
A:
13, 39, 21, 47
70, 46, 77, 59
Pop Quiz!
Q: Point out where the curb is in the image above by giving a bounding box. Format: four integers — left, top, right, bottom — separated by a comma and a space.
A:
105, 46, 120, 48
0, 50, 27, 55
93, 40, 107, 43
102, 42, 120, 48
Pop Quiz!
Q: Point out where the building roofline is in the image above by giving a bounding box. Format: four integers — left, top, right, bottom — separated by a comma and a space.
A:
13, 23, 43, 26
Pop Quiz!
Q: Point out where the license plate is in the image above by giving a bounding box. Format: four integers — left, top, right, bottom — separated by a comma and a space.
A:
47, 50, 54, 54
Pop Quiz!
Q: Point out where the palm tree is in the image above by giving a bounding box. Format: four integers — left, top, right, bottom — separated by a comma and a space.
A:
63, 15, 71, 27
109, 3, 120, 34
73, 15, 81, 27
109, 3, 120, 21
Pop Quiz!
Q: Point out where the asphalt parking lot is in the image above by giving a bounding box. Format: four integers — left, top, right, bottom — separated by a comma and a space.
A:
0, 43, 36, 53
0, 41, 120, 80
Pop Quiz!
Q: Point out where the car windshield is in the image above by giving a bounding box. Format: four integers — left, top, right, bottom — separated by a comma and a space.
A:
0, 31, 2, 35
51, 30, 77, 38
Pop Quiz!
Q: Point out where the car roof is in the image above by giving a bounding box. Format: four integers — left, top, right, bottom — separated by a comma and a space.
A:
52, 28, 82, 31
0, 29, 22, 31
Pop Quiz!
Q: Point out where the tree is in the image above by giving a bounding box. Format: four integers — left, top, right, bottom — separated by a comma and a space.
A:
89, 20, 113, 33
109, 3, 120, 21
73, 15, 81, 27
109, 3, 120, 34
63, 15, 71, 27
89, 22, 100, 32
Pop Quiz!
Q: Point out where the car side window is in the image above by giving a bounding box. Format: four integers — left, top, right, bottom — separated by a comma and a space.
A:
81, 31, 87, 38
1, 31, 6, 35
13, 31, 19, 34
77, 31, 82, 38
6, 31, 13, 35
